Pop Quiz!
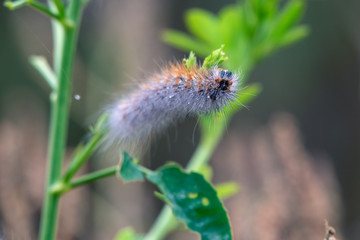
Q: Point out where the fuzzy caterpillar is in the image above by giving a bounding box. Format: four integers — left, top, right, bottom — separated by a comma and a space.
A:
106, 62, 240, 152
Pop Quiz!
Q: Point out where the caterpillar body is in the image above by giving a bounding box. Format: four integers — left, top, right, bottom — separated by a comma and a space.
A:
106, 62, 239, 151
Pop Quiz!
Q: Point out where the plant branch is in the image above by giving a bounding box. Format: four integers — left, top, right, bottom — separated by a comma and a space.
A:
50, 166, 119, 195
4, 0, 27, 9
63, 120, 107, 183
69, 166, 119, 189
143, 207, 179, 240
30, 56, 57, 90
5, 0, 62, 21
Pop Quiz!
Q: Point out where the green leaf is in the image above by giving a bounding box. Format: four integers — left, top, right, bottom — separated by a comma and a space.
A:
242, 0, 258, 37
185, 9, 220, 46
147, 165, 232, 240
114, 227, 142, 240
120, 152, 145, 182
273, 0, 305, 40
278, 25, 309, 47
256, 0, 278, 20
118, 158, 232, 239
218, 5, 243, 45
202, 45, 228, 69
215, 182, 240, 200
183, 51, 197, 70
162, 30, 210, 57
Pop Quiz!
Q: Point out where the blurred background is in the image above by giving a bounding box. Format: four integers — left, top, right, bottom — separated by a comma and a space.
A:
0, 0, 359, 239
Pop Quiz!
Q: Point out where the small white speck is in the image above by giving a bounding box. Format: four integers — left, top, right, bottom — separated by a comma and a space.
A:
207, 95, 210, 99
74, 94, 81, 100
169, 96, 173, 99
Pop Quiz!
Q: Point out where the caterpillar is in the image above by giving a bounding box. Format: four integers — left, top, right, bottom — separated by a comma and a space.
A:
106, 62, 240, 153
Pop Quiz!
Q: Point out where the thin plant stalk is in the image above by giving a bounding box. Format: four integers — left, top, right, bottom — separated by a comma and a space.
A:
39, 1, 85, 239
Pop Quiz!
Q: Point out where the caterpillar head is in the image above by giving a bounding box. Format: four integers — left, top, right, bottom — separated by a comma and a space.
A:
209, 68, 238, 101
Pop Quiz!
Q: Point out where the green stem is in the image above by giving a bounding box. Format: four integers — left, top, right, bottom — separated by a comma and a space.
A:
63, 131, 106, 183
185, 127, 224, 170
50, 166, 118, 195
69, 166, 119, 189
143, 207, 178, 240
39, 1, 85, 240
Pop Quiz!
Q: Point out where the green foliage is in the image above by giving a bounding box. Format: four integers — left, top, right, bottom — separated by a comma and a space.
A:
120, 152, 145, 182
163, 0, 308, 75
183, 45, 228, 70
183, 51, 197, 69
202, 45, 228, 69
162, 30, 209, 56
119, 153, 232, 240
165, 0, 308, 162
148, 166, 231, 240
